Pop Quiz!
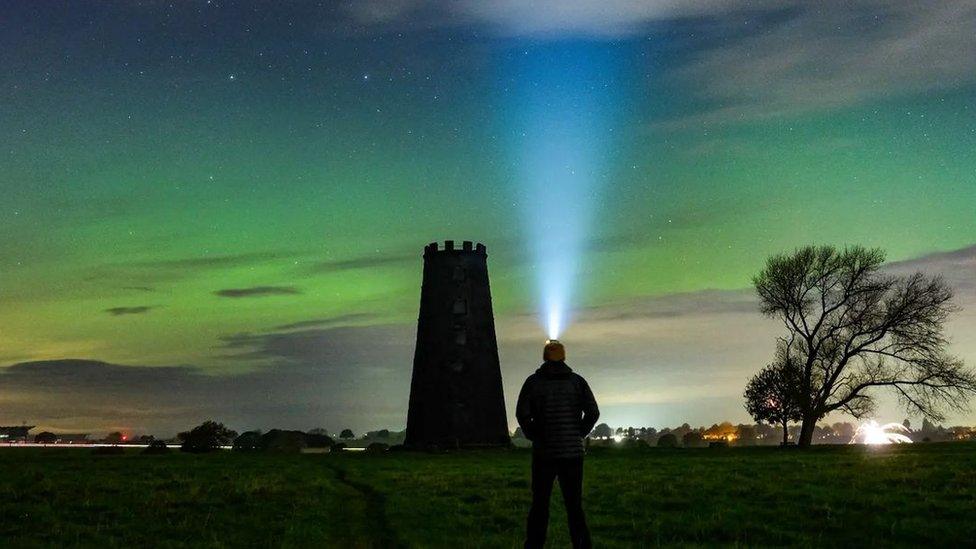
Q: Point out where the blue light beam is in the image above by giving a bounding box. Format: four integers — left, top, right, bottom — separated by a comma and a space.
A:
507, 42, 622, 340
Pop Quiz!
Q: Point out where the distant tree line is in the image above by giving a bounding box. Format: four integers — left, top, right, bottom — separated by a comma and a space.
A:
168, 421, 406, 453
25, 423, 405, 452
29, 415, 976, 452
513, 419, 975, 448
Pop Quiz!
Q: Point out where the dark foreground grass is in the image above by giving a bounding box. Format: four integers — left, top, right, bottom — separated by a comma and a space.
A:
0, 443, 974, 547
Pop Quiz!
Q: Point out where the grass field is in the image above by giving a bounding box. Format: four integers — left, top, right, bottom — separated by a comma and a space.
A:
1, 443, 974, 547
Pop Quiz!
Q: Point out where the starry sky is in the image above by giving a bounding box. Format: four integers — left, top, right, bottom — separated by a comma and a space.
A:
1, 1, 975, 436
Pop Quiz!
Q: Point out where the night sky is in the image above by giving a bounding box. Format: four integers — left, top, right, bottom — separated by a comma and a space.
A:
2, 1, 974, 436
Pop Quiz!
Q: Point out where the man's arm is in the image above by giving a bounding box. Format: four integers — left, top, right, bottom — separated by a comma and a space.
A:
578, 376, 600, 436
515, 377, 537, 441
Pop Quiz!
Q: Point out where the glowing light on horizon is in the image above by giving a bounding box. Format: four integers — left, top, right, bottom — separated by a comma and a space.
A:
851, 420, 913, 445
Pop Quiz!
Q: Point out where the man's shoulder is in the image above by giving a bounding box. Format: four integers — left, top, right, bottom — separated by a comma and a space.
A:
571, 372, 589, 385
521, 371, 541, 386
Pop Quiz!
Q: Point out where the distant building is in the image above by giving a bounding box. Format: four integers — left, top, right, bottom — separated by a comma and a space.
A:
56, 434, 90, 444
0, 426, 34, 443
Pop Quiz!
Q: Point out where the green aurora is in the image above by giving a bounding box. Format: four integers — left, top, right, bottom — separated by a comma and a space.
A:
1, 2, 974, 434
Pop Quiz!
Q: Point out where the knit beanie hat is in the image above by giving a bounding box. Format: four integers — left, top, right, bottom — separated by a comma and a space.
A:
543, 339, 566, 362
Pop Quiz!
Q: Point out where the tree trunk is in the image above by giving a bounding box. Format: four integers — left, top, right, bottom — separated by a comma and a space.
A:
797, 416, 817, 448
781, 420, 789, 446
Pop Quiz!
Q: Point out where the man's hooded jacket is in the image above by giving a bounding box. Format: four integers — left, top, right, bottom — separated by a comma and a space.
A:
516, 361, 600, 459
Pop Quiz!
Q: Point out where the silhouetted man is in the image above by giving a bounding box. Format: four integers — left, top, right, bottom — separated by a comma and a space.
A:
517, 339, 600, 549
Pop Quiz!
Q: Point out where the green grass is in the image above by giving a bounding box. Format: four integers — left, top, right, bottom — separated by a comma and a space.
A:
1, 443, 974, 547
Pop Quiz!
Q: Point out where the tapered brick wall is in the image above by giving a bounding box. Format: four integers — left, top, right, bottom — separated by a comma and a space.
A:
405, 240, 510, 448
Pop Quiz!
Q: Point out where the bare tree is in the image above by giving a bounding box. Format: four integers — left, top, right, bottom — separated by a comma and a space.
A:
744, 347, 804, 446
753, 245, 975, 447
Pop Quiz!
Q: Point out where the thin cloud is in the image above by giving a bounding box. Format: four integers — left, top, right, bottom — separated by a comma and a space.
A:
885, 245, 976, 293
342, 0, 776, 37
887, 244, 976, 269
104, 306, 154, 316
0, 322, 417, 436
214, 286, 302, 298
661, 1, 976, 127
580, 289, 758, 322
274, 313, 377, 331
342, 1, 976, 124
0, 354, 410, 436
309, 252, 416, 274
128, 251, 294, 271
89, 251, 300, 285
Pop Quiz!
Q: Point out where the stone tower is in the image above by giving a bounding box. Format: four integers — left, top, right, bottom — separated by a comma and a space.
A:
405, 240, 510, 448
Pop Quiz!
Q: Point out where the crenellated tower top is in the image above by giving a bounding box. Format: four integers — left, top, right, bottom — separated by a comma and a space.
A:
424, 240, 487, 256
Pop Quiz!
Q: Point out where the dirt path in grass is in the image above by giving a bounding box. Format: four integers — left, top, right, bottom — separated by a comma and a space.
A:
327, 463, 406, 548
